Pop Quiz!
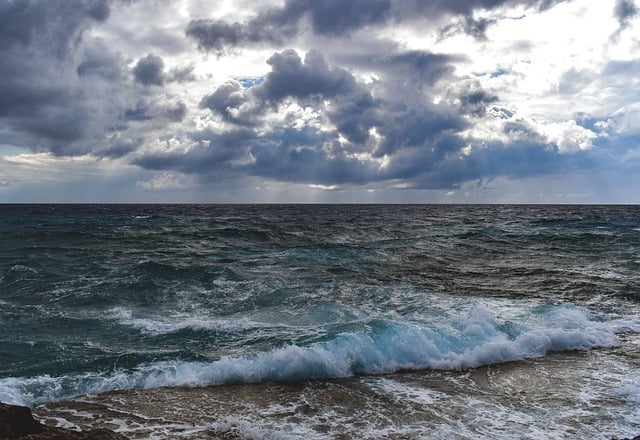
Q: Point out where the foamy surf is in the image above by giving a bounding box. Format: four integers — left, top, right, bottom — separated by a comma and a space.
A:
32, 346, 640, 440
0, 304, 627, 407
111, 307, 274, 335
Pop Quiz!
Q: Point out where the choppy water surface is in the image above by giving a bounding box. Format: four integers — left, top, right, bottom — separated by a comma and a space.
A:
1, 204, 639, 438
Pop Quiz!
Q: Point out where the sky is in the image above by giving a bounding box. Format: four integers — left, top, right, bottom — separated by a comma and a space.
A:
0, 0, 639, 203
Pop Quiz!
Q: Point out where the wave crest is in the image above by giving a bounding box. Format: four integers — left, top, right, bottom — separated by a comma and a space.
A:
0, 305, 626, 407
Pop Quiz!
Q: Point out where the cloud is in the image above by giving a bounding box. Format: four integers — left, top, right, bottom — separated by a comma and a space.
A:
76, 38, 125, 81
185, 0, 568, 54
1, 0, 638, 202
540, 120, 599, 153
396, 0, 566, 17
257, 49, 364, 101
169, 64, 196, 83
133, 54, 165, 86
452, 81, 499, 117
199, 80, 257, 126
136, 171, 188, 190
185, 0, 392, 53
134, 128, 258, 176
0, 0, 110, 54
137, 47, 592, 190
439, 16, 497, 41
614, 0, 638, 31
0, 1, 191, 161
0, 0, 120, 155
199, 49, 374, 130
556, 68, 595, 95
405, 142, 581, 190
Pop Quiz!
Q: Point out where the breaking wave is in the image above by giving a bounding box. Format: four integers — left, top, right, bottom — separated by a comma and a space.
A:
0, 305, 626, 407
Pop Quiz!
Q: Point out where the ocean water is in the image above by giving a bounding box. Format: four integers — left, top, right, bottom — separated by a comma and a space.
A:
0, 204, 639, 439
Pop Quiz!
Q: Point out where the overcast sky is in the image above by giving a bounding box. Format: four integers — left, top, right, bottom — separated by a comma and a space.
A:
0, 0, 638, 203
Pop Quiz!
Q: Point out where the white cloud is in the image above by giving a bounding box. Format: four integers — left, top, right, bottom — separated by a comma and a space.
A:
539, 120, 599, 153
137, 172, 189, 191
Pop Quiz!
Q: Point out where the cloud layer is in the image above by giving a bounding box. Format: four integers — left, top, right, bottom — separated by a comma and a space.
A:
0, 0, 638, 201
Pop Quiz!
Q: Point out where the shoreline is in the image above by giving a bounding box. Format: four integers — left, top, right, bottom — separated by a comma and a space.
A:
0, 402, 126, 439
22, 350, 640, 439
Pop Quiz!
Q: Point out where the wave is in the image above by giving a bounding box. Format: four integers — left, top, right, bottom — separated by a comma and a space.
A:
617, 376, 640, 403
0, 305, 627, 407
112, 308, 273, 335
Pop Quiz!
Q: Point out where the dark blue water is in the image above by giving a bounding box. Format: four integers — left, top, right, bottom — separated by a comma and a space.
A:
1, 205, 639, 438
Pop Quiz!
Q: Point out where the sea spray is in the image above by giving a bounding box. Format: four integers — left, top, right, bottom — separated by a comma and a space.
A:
0, 304, 624, 407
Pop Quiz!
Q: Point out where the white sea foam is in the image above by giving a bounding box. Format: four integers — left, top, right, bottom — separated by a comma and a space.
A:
373, 378, 445, 406
617, 376, 640, 403
0, 304, 626, 407
10, 264, 37, 273
124, 316, 267, 335
611, 317, 640, 334
110, 308, 272, 335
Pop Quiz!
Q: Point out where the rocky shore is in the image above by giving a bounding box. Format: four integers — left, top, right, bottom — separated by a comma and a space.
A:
0, 403, 127, 440
2, 399, 639, 439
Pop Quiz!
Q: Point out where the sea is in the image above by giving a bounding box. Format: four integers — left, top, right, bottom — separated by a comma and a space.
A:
0, 204, 639, 439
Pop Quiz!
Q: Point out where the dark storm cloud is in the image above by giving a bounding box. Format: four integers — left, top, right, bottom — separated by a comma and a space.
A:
379, 50, 458, 87
406, 142, 575, 189
0, 0, 115, 154
166, 102, 187, 122
438, 16, 497, 41
186, 0, 391, 53
138, 36, 610, 192
1, 0, 617, 198
327, 91, 380, 145
185, 0, 567, 53
123, 102, 154, 121
137, 121, 598, 191
92, 138, 142, 159
614, 0, 638, 30
133, 54, 165, 86
185, 20, 253, 53
0, 0, 111, 114
256, 49, 362, 102
134, 128, 258, 175
455, 83, 499, 116
375, 107, 467, 156
180, 0, 568, 194
381, 115, 605, 190
199, 80, 255, 126
198, 48, 465, 154
400, 0, 565, 16
249, 144, 381, 186
200, 80, 244, 112
0, 0, 110, 54
122, 100, 188, 124
0, 1, 188, 160
301, 0, 391, 35
169, 64, 196, 83
200, 49, 374, 128
76, 38, 125, 80
133, 56, 195, 86
139, 48, 536, 189
136, 125, 382, 186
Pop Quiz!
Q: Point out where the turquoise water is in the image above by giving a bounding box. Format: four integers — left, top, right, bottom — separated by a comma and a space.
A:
1, 205, 639, 438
